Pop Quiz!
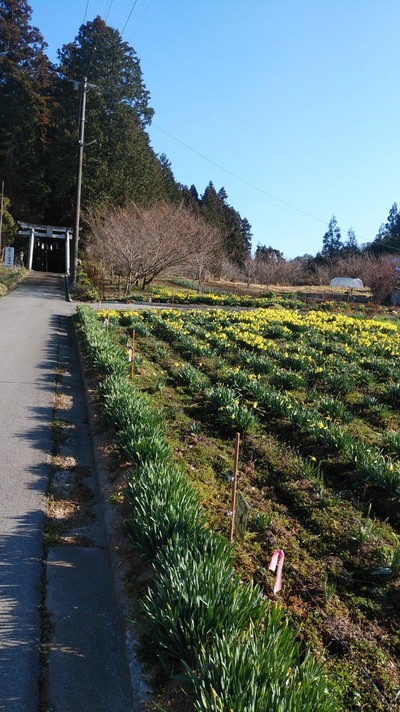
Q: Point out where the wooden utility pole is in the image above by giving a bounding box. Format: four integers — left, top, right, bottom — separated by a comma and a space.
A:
71, 77, 88, 286
0, 180, 4, 261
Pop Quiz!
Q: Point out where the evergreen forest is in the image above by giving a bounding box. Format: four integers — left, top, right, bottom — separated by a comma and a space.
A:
0, 0, 251, 267
1, 0, 400, 298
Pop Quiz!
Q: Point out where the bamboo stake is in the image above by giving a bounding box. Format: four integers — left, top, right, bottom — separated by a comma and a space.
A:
130, 330, 135, 379
229, 432, 241, 541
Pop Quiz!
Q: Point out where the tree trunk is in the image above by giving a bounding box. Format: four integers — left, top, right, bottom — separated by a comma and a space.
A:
125, 274, 132, 296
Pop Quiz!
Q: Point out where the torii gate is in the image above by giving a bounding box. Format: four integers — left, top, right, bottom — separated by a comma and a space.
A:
18, 222, 72, 275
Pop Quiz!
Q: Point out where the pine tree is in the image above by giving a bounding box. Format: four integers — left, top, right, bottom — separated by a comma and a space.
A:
240, 218, 253, 255
372, 202, 400, 252
201, 182, 226, 226
322, 215, 343, 257
0, 194, 16, 247
180, 184, 201, 213
57, 16, 153, 127
158, 154, 181, 203
255, 245, 284, 262
344, 227, 358, 254
0, 0, 54, 219
385, 203, 400, 241
199, 183, 251, 266
223, 204, 248, 266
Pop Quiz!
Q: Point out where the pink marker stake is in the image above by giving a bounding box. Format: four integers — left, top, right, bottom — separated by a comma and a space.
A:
269, 549, 285, 594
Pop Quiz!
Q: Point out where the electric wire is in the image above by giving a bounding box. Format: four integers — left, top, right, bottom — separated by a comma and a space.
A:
152, 123, 393, 244
104, 0, 114, 23
76, 2, 382, 247
152, 123, 328, 226
84, 0, 123, 77
128, 0, 154, 38
83, 0, 90, 24
121, 0, 139, 37
81, 3, 364, 244
61, 0, 89, 83
63, 1, 387, 247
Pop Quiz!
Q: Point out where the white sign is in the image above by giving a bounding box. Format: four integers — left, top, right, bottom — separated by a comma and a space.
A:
4, 246, 14, 267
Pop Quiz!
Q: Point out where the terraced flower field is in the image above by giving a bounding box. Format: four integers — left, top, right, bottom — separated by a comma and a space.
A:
101, 304, 400, 710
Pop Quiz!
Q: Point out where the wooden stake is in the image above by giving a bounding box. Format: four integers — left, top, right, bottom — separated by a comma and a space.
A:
229, 432, 241, 541
130, 330, 135, 379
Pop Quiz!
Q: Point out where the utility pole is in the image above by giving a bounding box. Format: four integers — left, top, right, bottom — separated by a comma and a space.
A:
0, 180, 4, 262
71, 77, 88, 285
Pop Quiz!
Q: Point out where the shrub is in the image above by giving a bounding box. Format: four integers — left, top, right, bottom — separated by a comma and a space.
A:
76, 305, 128, 377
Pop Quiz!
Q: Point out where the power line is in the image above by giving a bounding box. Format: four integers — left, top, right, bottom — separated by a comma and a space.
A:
78, 5, 330, 238
128, 0, 154, 38
374, 242, 400, 253
83, 0, 90, 24
104, 0, 114, 23
152, 123, 329, 226
121, 0, 139, 37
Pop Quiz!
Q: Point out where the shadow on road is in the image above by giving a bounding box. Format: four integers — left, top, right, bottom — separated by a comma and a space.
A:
0, 295, 74, 711
0, 511, 43, 712
10, 272, 67, 301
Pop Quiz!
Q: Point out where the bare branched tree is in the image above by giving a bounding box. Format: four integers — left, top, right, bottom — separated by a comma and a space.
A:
310, 252, 397, 302
242, 256, 258, 287
86, 202, 223, 294
182, 222, 224, 292
219, 258, 243, 282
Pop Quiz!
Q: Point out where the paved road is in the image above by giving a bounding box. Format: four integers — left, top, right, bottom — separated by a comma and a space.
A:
0, 273, 74, 711
0, 273, 137, 711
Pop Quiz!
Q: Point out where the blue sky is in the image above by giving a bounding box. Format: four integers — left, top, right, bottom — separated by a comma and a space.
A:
29, 0, 400, 258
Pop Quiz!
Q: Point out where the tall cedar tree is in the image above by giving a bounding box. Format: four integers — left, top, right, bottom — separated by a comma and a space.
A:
255, 244, 284, 262
158, 153, 182, 204
200, 182, 251, 266
46, 16, 167, 224
180, 184, 201, 214
344, 227, 358, 254
0, 0, 54, 220
0, 6, 251, 258
372, 202, 400, 253
322, 215, 343, 258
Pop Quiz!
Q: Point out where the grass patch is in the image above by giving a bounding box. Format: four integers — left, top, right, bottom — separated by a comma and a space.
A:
0, 266, 26, 294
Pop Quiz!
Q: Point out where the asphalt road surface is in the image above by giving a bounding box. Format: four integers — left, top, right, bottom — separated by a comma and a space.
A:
0, 273, 74, 711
